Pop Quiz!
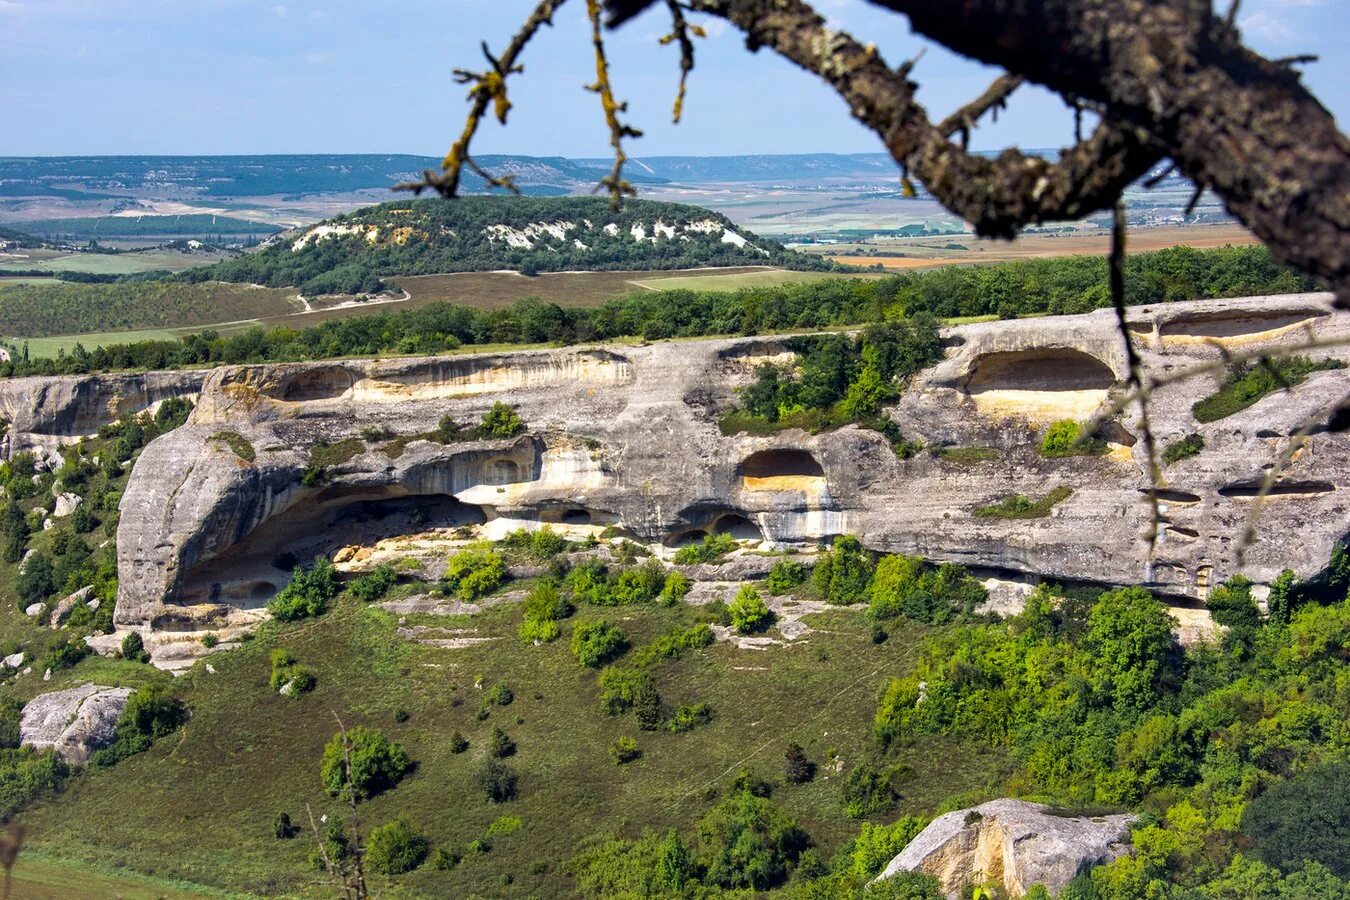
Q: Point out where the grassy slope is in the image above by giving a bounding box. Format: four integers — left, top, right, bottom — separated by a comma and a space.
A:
9, 854, 236, 899
11, 589, 1004, 898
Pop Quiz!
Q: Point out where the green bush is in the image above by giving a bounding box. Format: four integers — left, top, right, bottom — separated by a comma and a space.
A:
667, 703, 713, 733
729, 585, 772, 634
784, 742, 813, 784
869, 555, 986, 624
365, 818, 429, 875
41, 639, 90, 673
270, 649, 317, 698
0, 700, 22, 749
1040, 419, 1106, 458
449, 731, 469, 754
519, 580, 572, 643
672, 532, 738, 565
849, 817, 929, 880
572, 619, 628, 668
441, 548, 506, 601
480, 402, 525, 438
610, 736, 640, 765
813, 535, 874, 604
348, 564, 396, 602
501, 525, 568, 559
599, 558, 667, 606
268, 558, 339, 621
862, 871, 944, 899
658, 570, 691, 605
17, 553, 56, 605
273, 811, 294, 839
319, 726, 410, 800
1243, 759, 1350, 877
486, 682, 514, 707
765, 559, 808, 595
1162, 432, 1204, 464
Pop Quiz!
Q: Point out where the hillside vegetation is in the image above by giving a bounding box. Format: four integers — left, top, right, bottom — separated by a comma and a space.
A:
0, 282, 299, 338
178, 197, 826, 293
0, 244, 1318, 376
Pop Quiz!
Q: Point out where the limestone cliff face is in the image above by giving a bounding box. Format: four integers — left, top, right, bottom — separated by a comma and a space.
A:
0, 369, 203, 455
106, 292, 1348, 640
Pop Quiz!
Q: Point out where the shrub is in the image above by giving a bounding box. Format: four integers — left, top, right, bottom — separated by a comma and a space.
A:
697, 789, 809, 890
310, 819, 351, 871
784, 742, 814, 784
572, 619, 628, 668
268, 558, 340, 621
486, 814, 522, 837
476, 759, 519, 802
1162, 433, 1204, 464
486, 682, 514, 707
658, 570, 692, 605
431, 847, 461, 870
611, 736, 641, 764
120, 631, 149, 663
862, 871, 944, 899
603, 558, 668, 606
90, 684, 188, 767
487, 726, 516, 758
1040, 420, 1105, 458
365, 818, 429, 875
16, 553, 56, 605
320, 726, 411, 800
813, 535, 874, 604
667, 702, 713, 733
870, 556, 986, 624
729, 585, 772, 634
0, 700, 22, 749
1242, 759, 1350, 877
843, 760, 902, 819
1208, 574, 1262, 640
480, 402, 525, 438
973, 485, 1073, 519
200, 632, 218, 648
348, 564, 396, 602
850, 817, 929, 880
598, 666, 655, 716
502, 525, 567, 559
270, 649, 317, 697
765, 559, 808, 595
41, 639, 90, 672
441, 548, 506, 601
672, 532, 739, 565
273, 811, 295, 839
449, 731, 469, 754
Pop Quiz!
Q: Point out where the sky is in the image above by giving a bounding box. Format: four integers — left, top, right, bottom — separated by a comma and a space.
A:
0, 0, 1344, 158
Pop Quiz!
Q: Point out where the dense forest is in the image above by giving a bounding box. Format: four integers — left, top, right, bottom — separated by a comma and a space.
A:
176, 197, 828, 294
0, 244, 1316, 377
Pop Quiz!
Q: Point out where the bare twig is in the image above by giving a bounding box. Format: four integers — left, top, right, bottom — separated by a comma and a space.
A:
936, 74, 1023, 138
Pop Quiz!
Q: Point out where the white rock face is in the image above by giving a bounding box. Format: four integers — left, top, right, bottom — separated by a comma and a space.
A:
19, 683, 133, 763
875, 799, 1136, 898
53, 492, 83, 517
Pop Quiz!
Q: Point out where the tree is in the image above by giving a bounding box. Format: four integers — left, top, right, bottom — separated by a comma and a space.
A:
729, 584, 771, 634
1242, 759, 1350, 878
697, 789, 809, 890
1082, 587, 1177, 715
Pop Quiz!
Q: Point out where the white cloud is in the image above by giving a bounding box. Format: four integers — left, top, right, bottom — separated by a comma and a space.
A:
303, 48, 332, 65
271, 4, 287, 17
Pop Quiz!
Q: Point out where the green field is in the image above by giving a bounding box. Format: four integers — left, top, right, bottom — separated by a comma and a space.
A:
8, 853, 234, 899
629, 269, 878, 292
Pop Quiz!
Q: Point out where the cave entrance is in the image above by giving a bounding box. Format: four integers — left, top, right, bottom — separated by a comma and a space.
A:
737, 449, 827, 494
275, 366, 357, 402
177, 490, 485, 610
712, 514, 765, 542
965, 348, 1116, 422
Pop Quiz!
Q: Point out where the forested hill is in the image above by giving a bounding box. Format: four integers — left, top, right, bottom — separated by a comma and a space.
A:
0, 225, 43, 249
179, 197, 828, 294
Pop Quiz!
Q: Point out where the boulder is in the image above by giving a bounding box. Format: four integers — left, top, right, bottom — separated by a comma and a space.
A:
49, 585, 93, 628
874, 799, 1136, 899
19, 683, 134, 764
24, 602, 44, 617
1, 652, 23, 670
53, 492, 82, 517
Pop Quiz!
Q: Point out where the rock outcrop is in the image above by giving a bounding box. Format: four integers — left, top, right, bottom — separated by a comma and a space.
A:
19, 683, 133, 763
875, 799, 1136, 898
97, 292, 1348, 661
0, 369, 202, 457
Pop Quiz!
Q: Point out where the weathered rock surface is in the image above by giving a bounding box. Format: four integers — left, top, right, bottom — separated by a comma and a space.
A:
0, 370, 202, 457
49, 585, 93, 628
19, 683, 133, 763
92, 292, 1348, 660
875, 798, 1136, 898
1, 652, 23, 670
53, 492, 82, 517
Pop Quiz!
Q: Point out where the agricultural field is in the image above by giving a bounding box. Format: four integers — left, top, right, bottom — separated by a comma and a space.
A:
0, 247, 234, 277
808, 223, 1260, 270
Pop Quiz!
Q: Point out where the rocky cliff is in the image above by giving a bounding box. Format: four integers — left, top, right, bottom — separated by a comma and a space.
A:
16, 292, 1339, 658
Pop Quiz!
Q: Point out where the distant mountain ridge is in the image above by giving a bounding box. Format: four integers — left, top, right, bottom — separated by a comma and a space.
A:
0, 151, 1017, 200
178, 196, 828, 294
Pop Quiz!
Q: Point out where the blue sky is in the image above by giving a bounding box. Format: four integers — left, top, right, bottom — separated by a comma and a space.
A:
0, 0, 1344, 157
